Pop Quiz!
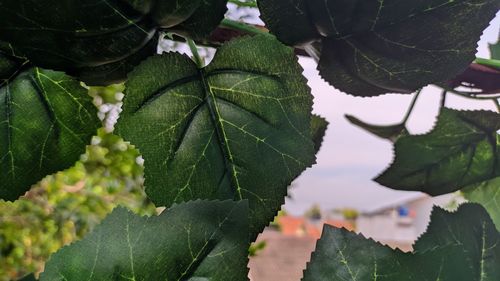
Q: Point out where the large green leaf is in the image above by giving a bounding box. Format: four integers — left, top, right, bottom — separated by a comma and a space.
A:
0, 67, 100, 201
303, 203, 500, 281
40, 200, 250, 281
0, 0, 227, 85
116, 35, 315, 237
258, 0, 499, 96
376, 108, 500, 196
463, 177, 500, 231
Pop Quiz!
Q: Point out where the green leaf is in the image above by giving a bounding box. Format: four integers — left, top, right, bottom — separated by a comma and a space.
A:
346, 115, 407, 142
258, 0, 500, 96
17, 274, 37, 281
40, 200, 250, 281
0, 41, 27, 85
376, 108, 500, 196
463, 177, 500, 231
311, 114, 328, 153
116, 35, 315, 237
0, 0, 227, 85
303, 203, 500, 281
0, 67, 100, 201
490, 40, 500, 60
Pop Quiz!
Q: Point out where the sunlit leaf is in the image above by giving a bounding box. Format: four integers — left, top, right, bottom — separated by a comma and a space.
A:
116, 35, 315, 238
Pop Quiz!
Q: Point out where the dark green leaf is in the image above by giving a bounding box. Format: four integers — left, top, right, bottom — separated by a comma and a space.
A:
376, 108, 500, 196
116, 35, 315, 237
490, 41, 500, 60
171, 0, 229, 40
0, 41, 28, 86
303, 203, 500, 281
0, 0, 227, 85
0, 67, 100, 201
463, 177, 500, 231
346, 115, 407, 142
258, 0, 499, 96
311, 114, 328, 153
40, 200, 250, 281
16, 274, 37, 281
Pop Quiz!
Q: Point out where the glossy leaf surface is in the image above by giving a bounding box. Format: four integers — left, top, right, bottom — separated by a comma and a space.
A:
0, 67, 100, 201
376, 108, 500, 196
116, 35, 315, 237
303, 203, 500, 281
40, 200, 250, 281
258, 0, 499, 96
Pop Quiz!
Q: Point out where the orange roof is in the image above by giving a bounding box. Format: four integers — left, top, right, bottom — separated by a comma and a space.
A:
325, 220, 355, 231
278, 216, 355, 238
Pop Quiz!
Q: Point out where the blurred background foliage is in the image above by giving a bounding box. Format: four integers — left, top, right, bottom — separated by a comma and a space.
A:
0, 85, 156, 280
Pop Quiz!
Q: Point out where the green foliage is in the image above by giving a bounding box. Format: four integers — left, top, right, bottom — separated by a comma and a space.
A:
0, 129, 155, 280
116, 35, 315, 237
0, 1, 499, 280
463, 177, 500, 231
0, 0, 228, 85
258, 0, 499, 96
249, 240, 267, 257
40, 200, 250, 281
310, 115, 328, 153
346, 115, 407, 142
376, 108, 500, 196
0, 68, 100, 201
303, 203, 500, 281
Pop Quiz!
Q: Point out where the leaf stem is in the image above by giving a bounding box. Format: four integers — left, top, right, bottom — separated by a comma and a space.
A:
448, 89, 500, 100
220, 19, 270, 36
440, 90, 447, 108
402, 89, 423, 124
493, 99, 500, 113
187, 39, 204, 68
475, 57, 500, 69
228, 0, 258, 7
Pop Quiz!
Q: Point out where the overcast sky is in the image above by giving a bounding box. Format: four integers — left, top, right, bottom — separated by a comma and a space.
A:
284, 13, 500, 215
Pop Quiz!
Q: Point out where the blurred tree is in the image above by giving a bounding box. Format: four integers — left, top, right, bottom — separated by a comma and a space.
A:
0, 86, 156, 280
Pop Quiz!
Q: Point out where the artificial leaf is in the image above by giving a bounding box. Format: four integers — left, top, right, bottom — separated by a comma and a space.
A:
0, 67, 100, 201
346, 115, 407, 142
116, 35, 315, 237
463, 177, 500, 231
40, 200, 250, 281
414, 204, 500, 279
0, 0, 227, 85
258, 0, 499, 96
311, 114, 328, 153
17, 274, 37, 281
0, 41, 27, 85
303, 203, 500, 281
490, 40, 500, 60
376, 108, 500, 196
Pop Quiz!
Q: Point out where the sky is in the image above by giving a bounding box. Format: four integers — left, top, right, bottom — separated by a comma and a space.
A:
284, 13, 500, 215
